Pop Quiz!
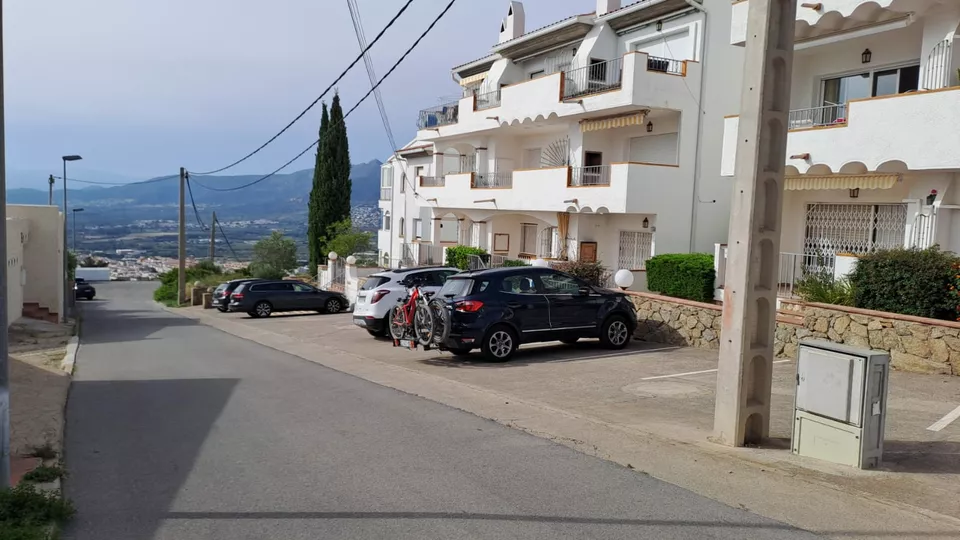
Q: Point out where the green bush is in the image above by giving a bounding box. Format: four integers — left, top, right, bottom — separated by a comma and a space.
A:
795, 270, 854, 306
850, 247, 958, 320
445, 246, 488, 270
0, 484, 74, 534
152, 262, 233, 306
502, 259, 529, 267
551, 260, 610, 287
646, 253, 715, 302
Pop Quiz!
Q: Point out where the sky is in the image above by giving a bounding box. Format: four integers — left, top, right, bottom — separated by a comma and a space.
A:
5, 0, 589, 185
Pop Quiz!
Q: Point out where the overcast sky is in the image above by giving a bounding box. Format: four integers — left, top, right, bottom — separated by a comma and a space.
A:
6, 0, 589, 182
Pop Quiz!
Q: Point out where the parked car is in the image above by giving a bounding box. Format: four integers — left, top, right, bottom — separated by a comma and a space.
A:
74, 279, 96, 300
228, 280, 348, 318
213, 278, 262, 312
353, 267, 460, 337
434, 267, 637, 362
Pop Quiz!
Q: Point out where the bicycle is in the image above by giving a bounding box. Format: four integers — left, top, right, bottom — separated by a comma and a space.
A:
389, 285, 436, 347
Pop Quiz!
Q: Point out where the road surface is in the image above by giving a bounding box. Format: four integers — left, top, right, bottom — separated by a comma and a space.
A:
64, 282, 818, 539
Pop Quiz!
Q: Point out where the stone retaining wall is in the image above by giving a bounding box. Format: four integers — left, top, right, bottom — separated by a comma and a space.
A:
628, 293, 960, 376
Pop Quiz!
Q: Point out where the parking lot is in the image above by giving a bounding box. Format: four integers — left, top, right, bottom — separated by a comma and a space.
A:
189, 306, 960, 520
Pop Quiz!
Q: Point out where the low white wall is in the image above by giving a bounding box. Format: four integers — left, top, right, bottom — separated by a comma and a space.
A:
6, 218, 26, 326
7, 205, 63, 315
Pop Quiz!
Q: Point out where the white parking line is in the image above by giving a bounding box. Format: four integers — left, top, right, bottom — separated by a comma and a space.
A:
640, 359, 792, 381
927, 405, 960, 432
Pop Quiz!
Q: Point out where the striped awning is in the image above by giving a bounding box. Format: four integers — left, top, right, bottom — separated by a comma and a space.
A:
580, 111, 648, 132
784, 174, 901, 191
459, 72, 487, 87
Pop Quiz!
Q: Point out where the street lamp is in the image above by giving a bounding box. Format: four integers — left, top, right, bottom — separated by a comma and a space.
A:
71, 208, 84, 251
62, 155, 82, 323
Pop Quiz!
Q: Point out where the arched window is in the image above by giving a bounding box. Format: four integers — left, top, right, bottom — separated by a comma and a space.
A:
399, 217, 405, 237
383, 211, 391, 231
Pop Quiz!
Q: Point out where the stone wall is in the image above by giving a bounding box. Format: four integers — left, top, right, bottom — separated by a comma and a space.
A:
628, 293, 960, 376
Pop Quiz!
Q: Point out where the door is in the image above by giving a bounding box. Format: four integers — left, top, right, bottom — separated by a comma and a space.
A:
579, 242, 598, 263
584, 152, 603, 185
291, 282, 321, 309
269, 282, 296, 309
499, 273, 551, 336
540, 271, 604, 332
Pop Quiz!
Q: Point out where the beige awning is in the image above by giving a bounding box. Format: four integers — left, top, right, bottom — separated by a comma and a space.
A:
580, 111, 647, 133
459, 72, 487, 87
784, 174, 901, 191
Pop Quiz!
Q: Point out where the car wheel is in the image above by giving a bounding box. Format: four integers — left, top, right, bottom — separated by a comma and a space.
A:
560, 337, 579, 345
254, 301, 273, 318
481, 325, 518, 362
600, 315, 631, 350
325, 297, 343, 314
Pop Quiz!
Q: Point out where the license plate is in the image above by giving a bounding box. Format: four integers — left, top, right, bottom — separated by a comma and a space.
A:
398, 339, 415, 349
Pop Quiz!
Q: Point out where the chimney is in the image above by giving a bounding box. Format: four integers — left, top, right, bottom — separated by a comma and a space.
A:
596, 0, 621, 16
498, 1, 525, 44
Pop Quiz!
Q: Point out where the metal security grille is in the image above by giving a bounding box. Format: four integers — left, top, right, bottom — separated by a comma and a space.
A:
618, 231, 653, 270
803, 203, 907, 262
910, 207, 937, 249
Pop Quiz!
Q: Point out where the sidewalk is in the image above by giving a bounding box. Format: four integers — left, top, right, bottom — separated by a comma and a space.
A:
176, 306, 960, 539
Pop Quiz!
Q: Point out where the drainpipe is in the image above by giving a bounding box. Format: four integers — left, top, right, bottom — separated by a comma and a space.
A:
683, 0, 715, 252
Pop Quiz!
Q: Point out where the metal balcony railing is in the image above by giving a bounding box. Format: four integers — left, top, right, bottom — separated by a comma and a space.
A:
475, 89, 501, 110
646, 55, 685, 76
419, 176, 445, 187
417, 101, 460, 129
787, 104, 848, 130
563, 57, 623, 100
379, 187, 393, 201
472, 172, 513, 189
569, 165, 611, 186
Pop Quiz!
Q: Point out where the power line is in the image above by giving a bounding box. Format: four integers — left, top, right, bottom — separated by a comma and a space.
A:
53, 173, 180, 186
185, 175, 207, 230
215, 216, 242, 262
189, 0, 458, 193
189, 0, 416, 176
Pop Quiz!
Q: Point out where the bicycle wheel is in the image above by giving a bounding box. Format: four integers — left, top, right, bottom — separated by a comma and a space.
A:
429, 299, 450, 346
413, 303, 435, 346
389, 304, 407, 341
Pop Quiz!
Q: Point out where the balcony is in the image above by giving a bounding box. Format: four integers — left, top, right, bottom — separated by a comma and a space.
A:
569, 166, 611, 187
379, 187, 392, 201
472, 172, 513, 189
475, 89, 501, 111
417, 101, 459, 130
721, 88, 960, 176
418, 175, 445, 188
562, 57, 624, 100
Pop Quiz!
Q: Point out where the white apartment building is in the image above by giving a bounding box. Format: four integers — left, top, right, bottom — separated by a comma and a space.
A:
379, 0, 742, 288
721, 0, 960, 280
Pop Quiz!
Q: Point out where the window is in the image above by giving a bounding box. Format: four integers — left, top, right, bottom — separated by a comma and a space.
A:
382, 211, 391, 231
520, 223, 538, 255
438, 277, 475, 298
541, 272, 582, 294
380, 166, 393, 201
804, 203, 907, 260
413, 218, 423, 239
618, 231, 654, 270
399, 217, 405, 237
821, 64, 920, 106
414, 165, 425, 179
254, 282, 293, 292
501, 274, 541, 294
529, 70, 545, 79
588, 58, 607, 82
292, 283, 315, 293
361, 276, 390, 290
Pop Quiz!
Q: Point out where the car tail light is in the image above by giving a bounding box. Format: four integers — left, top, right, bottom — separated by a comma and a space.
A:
454, 300, 484, 313
370, 290, 389, 304
232, 292, 244, 300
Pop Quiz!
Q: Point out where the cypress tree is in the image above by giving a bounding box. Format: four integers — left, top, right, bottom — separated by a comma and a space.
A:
317, 91, 352, 255
308, 103, 330, 272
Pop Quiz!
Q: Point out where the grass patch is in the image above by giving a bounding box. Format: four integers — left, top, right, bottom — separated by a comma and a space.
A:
22, 465, 66, 484
0, 484, 74, 539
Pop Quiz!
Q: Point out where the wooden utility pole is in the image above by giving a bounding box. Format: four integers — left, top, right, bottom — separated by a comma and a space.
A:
714, 0, 798, 446
178, 167, 186, 305
209, 211, 217, 262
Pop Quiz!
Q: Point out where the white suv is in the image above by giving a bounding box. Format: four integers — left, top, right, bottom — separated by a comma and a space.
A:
352, 267, 460, 337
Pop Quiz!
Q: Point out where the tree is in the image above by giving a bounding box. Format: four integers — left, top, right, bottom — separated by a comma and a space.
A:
67, 251, 78, 281
315, 92, 353, 258
322, 219, 372, 259
308, 103, 330, 273
80, 256, 109, 268
250, 231, 298, 279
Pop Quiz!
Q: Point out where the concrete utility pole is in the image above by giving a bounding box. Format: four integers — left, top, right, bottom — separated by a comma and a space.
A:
178, 167, 186, 305
48, 174, 55, 205
0, 0, 10, 488
209, 211, 217, 262
714, 0, 798, 446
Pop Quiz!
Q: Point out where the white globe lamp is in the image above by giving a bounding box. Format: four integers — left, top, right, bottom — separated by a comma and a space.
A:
532, 258, 549, 268
346, 255, 357, 265
614, 269, 634, 290
328, 251, 339, 261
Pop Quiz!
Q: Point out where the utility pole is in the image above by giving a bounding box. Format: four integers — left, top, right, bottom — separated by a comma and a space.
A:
178, 167, 186, 305
0, 0, 10, 488
48, 175, 54, 205
209, 211, 217, 262
714, 0, 798, 446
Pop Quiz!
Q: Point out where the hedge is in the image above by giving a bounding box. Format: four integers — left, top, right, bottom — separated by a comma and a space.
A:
445, 245, 488, 270
646, 253, 715, 302
850, 247, 958, 320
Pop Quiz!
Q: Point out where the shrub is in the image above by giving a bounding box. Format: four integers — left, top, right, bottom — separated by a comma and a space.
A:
646, 253, 715, 302
0, 483, 75, 529
795, 270, 854, 306
445, 246, 488, 270
502, 259, 529, 267
552, 260, 610, 287
850, 247, 959, 320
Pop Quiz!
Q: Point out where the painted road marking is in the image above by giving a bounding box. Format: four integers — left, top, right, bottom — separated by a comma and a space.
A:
927, 405, 960, 432
641, 359, 792, 381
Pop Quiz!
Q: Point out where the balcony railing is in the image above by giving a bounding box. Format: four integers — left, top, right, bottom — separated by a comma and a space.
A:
787, 104, 848, 130
472, 172, 513, 189
563, 57, 623, 100
475, 89, 501, 110
646, 55, 685, 76
419, 176, 445, 187
379, 187, 393, 201
417, 101, 459, 129
714, 245, 836, 298
569, 165, 611, 186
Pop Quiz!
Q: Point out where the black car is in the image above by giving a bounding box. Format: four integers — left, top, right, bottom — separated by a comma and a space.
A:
228, 280, 348, 318
434, 267, 637, 362
74, 279, 96, 300
213, 278, 262, 312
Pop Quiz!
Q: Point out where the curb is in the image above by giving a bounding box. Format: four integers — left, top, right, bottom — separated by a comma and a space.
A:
60, 335, 80, 375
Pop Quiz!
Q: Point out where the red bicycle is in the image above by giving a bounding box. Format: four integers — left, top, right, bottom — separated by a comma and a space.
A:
389, 285, 436, 347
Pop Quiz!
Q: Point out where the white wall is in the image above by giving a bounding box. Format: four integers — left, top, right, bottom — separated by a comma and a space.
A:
619, 13, 703, 61
7, 205, 64, 316
6, 218, 26, 326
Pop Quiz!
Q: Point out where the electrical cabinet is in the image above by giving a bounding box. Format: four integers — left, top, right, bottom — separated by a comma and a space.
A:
792, 340, 889, 469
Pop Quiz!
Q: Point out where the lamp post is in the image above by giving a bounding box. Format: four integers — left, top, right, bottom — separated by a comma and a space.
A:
72, 208, 84, 251
62, 155, 82, 323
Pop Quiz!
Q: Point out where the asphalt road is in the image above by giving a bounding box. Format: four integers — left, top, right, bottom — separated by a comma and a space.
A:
64, 282, 819, 539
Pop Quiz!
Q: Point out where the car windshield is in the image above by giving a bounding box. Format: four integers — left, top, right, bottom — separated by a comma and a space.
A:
215, 284, 227, 292
438, 278, 474, 298
361, 276, 390, 290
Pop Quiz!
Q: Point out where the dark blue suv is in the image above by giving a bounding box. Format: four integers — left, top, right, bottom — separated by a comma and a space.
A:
435, 267, 637, 362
